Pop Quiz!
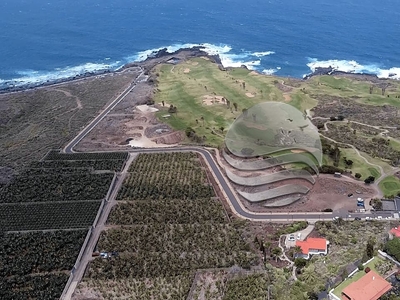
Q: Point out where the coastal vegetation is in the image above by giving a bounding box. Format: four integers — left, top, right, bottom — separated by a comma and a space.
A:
0, 71, 136, 169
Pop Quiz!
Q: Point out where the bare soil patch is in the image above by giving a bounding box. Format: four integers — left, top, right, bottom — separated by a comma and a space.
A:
245, 92, 255, 98
202, 95, 225, 106
184, 68, 191, 74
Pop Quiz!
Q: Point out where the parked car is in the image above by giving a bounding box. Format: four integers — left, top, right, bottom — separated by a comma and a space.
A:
288, 234, 295, 241
297, 233, 302, 240
354, 217, 361, 220
348, 193, 353, 197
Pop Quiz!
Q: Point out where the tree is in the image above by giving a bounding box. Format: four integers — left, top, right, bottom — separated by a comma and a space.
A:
307, 291, 319, 300
355, 173, 362, 179
200, 116, 205, 126
220, 126, 224, 133
345, 159, 353, 166
366, 237, 375, 259
161, 100, 165, 107
337, 115, 344, 121
384, 238, 400, 261
293, 246, 303, 257
233, 102, 238, 111
294, 257, 307, 269
271, 247, 282, 261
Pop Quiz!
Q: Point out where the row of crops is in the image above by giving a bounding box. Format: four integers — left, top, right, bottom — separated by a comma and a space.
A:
0, 201, 101, 232
43, 150, 129, 161
0, 172, 114, 203
118, 152, 214, 200
0, 230, 86, 277
0, 150, 129, 300
107, 198, 227, 224
30, 159, 127, 172
79, 152, 258, 300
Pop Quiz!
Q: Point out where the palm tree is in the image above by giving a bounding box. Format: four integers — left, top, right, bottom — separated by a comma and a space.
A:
293, 245, 303, 258
271, 247, 282, 262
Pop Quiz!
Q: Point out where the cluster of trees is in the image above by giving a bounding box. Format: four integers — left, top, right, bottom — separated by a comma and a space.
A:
364, 175, 376, 184
0, 172, 114, 203
108, 198, 227, 225
118, 152, 214, 200
329, 115, 345, 121
321, 139, 341, 166
384, 237, 400, 262
0, 201, 101, 232
0, 230, 86, 277
185, 127, 206, 143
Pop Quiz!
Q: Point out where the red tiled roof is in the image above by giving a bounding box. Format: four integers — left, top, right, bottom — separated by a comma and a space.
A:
390, 227, 400, 237
341, 270, 392, 300
296, 238, 327, 255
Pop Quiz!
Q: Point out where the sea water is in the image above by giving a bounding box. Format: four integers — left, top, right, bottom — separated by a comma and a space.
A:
0, 0, 399, 88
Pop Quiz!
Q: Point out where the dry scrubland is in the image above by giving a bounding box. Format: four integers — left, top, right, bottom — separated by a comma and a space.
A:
0, 151, 129, 299
0, 71, 136, 170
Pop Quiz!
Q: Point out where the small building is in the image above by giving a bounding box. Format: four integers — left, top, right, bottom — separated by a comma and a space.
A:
334, 172, 342, 178
295, 238, 329, 260
341, 270, 392, 300
357, 198, 364, 207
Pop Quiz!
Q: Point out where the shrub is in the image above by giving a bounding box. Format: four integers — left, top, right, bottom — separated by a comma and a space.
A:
358, 264, 364, 271
365, 267, 371, 273
322, 208, 333, 212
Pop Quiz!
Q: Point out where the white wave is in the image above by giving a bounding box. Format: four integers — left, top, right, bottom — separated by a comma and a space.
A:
377, 67, 400, 80
1, 61, 121, 88
262, 69, 277, 75
128, 43, 273, 70
306, 58, 400, 79
252, 51, 275, 57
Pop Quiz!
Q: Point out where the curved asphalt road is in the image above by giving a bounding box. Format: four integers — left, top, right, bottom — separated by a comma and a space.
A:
63, 72, 396, 221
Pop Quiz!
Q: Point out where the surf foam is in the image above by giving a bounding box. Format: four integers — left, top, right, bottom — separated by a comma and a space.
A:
128, 43, 274, 70
307, 58, 400, 79
0, 61, 122, 88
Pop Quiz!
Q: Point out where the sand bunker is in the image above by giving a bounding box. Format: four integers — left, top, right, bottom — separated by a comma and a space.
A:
184, 68, 190, 73
191, 61, 199, 66
246, 92, 256, 98
136, 105, 159, 113
200, 56, 210, 60
283, 94, 291, 102
202, 95, 225, 106
250, 71, 259, 75
291, 149, 306, 153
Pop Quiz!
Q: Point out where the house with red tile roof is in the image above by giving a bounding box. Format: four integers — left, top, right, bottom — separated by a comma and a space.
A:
341, 270, 392, 300
389, 227, 400, 238
295, 237, 329, 259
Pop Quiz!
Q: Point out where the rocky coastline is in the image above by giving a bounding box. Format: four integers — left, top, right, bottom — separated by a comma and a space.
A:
0, 47, 393, 94
0, 46, 221, 95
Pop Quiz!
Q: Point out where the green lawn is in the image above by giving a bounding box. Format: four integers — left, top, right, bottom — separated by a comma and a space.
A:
379, 175, 400, 197
153, 58, 317, 147
337, 148, 381, 180
333, 257, 384, 297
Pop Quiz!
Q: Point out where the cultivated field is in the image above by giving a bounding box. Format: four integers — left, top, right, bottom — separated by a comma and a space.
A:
74, 152, 262, 300
0, 151, 129, 300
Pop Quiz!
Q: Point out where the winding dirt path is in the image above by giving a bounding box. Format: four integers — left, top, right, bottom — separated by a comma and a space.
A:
309, 111, 400, 196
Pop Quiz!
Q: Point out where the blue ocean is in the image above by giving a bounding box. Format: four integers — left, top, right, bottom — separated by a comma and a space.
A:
1, 0, 400, 88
